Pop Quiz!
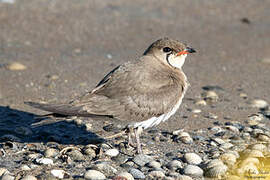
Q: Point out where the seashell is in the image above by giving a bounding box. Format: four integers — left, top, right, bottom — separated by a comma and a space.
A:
251, 129, 264, 137
248, 113, 264, 122
219, 153, 237, 167
167, 160, 183, 170
172, 129, 184, 135
51, 169, 70, 179
178, 132, 193, 144
243, 127, 253, 133
183, 153, 202, 165
219, 142, 234, 150
192, 109, 202, 113
208, 149, 221, 158
241, 133, 251, 140
183, 165, 203, 177
249, 99, 268, 109
7, 62, 27, 70
243, 149, 264, 158
114, 172, 134, 180
204, 159, 224, 169
175, 175, 193, 180
225, 125, 240, 134
204, 163, 228, 178
237, 163, 259, 175
227, 175, 242, 180
249, 143, 267, 152
240, 157, 260, 166
44, 148, 59, 158
147, 170, 165, 179
226, 150, 240, 159
212, 138, 226, 145
256, 133, 270, 142
21, 175, 37, 180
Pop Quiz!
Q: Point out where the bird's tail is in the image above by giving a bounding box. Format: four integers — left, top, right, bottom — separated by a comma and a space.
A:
25, 101, 85, 116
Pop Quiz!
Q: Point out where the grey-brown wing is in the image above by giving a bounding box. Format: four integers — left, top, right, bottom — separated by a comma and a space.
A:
71, 57, 185, 122
26, 57, 185, 121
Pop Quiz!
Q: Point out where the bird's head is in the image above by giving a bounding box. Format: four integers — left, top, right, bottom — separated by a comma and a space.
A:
143, 37, 196, 69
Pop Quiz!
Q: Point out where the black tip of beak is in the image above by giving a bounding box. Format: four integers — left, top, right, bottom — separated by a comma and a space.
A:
186, 47, 196, 53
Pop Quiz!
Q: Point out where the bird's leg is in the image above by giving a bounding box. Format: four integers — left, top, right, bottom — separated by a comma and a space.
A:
134, 126, 143, 154
127, 127, 136, 147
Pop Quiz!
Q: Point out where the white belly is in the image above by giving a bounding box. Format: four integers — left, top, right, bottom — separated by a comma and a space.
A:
133, 90, 186, 130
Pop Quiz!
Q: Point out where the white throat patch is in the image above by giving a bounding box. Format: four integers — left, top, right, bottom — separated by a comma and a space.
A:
168, 54, 187, 69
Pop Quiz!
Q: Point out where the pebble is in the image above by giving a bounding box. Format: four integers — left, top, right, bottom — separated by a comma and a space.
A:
21, 175, 37, 180
67, 149, 85, 161
84, 170, 106, 180
178, 132, 193, 144
133, 154, 153, 167
112, 154, 129, 164
205, 113, 218, 119
239, 93, 248, 98
192, 109, 201, 113
95, 162, 118, 174
7, 62, 27, 71
167, 160, 183, 170
148, 170, 165, 178
146, 161, 161, 169
172, 129, 184, 136
260, 57, 270, 64
44, 148, 59, 158
107, 54, 112, 59
183, 153, 202, 165
105, 148, 119, 157
202, 90, 219, 102
114, 172, 134, 180
1, 174, 15, 180
0, 168, 8, 176
176, 175, 193, 180
35, 157, 54, 165
84, 147, 96, 159
249, 99, 268, 109
183, 165, 203, 177
51, 170, 68, 179
195, 99, 207, 106
219, 142, 234, 150
129, 168, 145, 179
21, 165, 31, 171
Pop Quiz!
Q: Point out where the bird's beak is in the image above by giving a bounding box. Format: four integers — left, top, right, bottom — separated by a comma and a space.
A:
177, 47, 196, 56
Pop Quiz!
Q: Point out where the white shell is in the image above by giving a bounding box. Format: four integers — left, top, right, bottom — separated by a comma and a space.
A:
184, 153, 202, 165
105, 149, 119, 157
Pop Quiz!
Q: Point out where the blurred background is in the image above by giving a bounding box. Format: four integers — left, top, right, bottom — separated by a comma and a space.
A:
0, 0, 270, 130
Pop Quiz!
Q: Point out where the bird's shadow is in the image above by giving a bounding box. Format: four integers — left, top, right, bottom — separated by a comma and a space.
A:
0, 106, 104, 145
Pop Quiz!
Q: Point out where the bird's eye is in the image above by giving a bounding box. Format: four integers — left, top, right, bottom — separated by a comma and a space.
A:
163, 47, 172, 53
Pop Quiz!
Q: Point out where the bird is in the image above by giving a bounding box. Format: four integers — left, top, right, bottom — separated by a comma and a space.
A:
25, 37, 196, 153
